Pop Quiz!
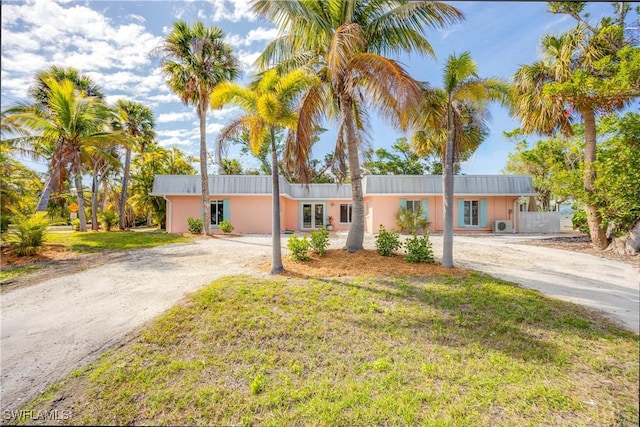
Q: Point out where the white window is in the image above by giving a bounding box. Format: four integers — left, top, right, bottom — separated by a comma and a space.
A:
210, 200, 224, 225
405, 200, 421, 213
340, 204, 353, 223
464, 200, 479, 226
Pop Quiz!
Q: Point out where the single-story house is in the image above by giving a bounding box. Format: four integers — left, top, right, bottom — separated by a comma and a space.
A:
151, 174, 536, 234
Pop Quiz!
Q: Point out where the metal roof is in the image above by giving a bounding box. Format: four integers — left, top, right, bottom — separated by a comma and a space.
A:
362, 175, 536, 196
151, 174, 535, 197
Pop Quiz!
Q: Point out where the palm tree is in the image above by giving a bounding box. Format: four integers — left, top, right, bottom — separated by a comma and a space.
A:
512, 15, 639, 249
154, 20, 240, 235
211, 69, 315, 274
253, 0, 464, 252
5, 77, 120, 231
112, 100, 155, 230
412, 51, 511, 268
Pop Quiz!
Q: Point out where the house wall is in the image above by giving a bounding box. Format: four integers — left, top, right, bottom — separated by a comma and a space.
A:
364, 195, 437, 234
166, 196, 201, 233
282, 198, 298, 231
226, 196, 272, 234
452, 196, 518, 232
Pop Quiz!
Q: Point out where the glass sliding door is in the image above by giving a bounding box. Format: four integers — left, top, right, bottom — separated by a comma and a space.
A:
302, 203, 325, 229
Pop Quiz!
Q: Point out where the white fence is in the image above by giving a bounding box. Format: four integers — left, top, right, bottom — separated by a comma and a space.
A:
519, 212, 561, 233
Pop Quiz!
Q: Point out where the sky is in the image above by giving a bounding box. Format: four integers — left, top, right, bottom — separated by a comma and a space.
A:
1, 0, 632, 176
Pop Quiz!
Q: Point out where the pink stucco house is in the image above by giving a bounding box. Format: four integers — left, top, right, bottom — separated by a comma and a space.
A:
151, 175, 535, 235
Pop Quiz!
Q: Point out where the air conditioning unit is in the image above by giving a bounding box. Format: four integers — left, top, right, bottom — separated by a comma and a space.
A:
493, 220, 513, 233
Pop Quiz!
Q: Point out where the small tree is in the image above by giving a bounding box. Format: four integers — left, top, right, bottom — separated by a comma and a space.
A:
375, 225, 401, 257
395, 206, 430, 234
7, 213, 48, 256
99, 210, 119, 231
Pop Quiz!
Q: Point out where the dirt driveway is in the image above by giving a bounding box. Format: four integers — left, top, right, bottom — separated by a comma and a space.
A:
1, 234, 638, 413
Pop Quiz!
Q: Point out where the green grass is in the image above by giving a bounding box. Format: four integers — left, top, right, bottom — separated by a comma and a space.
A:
0, 264, 41, 281
21, 274, 638, 426
45, 229, 192, 253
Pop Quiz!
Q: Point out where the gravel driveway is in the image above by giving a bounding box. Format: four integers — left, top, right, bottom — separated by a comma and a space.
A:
1, 233, 638, 413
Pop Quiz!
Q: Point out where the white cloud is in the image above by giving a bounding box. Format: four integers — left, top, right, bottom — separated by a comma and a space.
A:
157, 112, 194, 123
207, 0, 257, 23
226, 26, 278, 47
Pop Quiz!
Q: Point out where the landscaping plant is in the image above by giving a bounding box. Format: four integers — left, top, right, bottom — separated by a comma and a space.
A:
287, 235, 310, 261
99, 210, 119, 232
375, 225, 401, 257
7, 213, 48, 256
395, 206, 430, 234
404, 232, 435, 263
310, 227, 330, 256
187, 217, 203, 234
219, 220, 234, 234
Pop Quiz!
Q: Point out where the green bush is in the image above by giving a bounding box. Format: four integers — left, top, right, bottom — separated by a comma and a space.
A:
395, 206, 430, 234
375, 225, 401, 257
99, 210, 119, 231
219, 220, 234, 234
187, 217, 203, 234
287, 235, 310, 261
7, 213, 49, 256
572, 209, 589, 236
72, 218, 81, 231
310, 227, 330, 256
404, 232, 435, 263
0, 214, 10, 233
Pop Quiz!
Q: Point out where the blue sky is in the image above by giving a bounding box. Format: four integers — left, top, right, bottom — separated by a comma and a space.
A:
1, 0, 627, 175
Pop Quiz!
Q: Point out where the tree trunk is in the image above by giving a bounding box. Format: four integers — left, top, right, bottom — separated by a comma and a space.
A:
442, 103, 455, 268
91, 167, 100, 231
342, 96, 365, 252
198, 100, 212, 235
119, 148, 131, 230
35, 171, 58, 212
74, 173, 87, 232
270, 126, 284, 274
580, 107, 608, 249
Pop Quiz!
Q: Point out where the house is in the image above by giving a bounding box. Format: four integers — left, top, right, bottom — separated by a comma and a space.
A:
151, 174, 536, 234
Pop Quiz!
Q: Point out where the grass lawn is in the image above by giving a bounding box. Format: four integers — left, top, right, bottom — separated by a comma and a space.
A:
44, 229, 192, 253
24, 274, 638, 426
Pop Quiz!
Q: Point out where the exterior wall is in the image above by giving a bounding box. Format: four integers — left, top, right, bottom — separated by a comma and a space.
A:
226, 196, 272, 234
167, 194, 523, 235
519, 212, 561, 233
166, 196, 201, 234
452, 196, 518, 232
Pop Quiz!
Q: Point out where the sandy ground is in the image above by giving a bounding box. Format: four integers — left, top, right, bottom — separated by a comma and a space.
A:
1, 233, 638, 413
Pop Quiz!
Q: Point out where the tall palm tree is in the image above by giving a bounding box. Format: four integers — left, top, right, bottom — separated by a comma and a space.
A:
512, 17, 639, 249
6, 77, 120, 231
253, 0, 464, 252
412, 51, 511, 268
112, 100, 155, 230
154, 20, 240, 235
211, 68, 315, 274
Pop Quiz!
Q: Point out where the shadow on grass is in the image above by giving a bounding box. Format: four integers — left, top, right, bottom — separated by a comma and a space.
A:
335, 273, 637, 366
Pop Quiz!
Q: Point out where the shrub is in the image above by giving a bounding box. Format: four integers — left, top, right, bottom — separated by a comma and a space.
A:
287, 235, 310, 261
404, 232, 435, 263
187, 217, 203, 234
7, 213, 48, 256
572, 210, 589, 236
219, 220, 234, 234
375, 225, 401, 257
72, 218, 81, 231
99, 210, 119, 231
0, 214, 10, 233
396, 206, 430, 234
310, 227, 330, 256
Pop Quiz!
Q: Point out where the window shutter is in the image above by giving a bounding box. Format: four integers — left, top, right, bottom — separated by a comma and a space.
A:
399, 199, 407, 209
457, 199, 465, 227
223, 199, 230, 221
480, 198, 487, 227
421, 199, 429, 219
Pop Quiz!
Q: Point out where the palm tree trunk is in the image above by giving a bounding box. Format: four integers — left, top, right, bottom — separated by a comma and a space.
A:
35, 175, 54, 212
442, 103, 455, 268
342, 96, 365, 252
91, 167, 100, 231
74, 173, 87, 232
198, 100, 212, 235
581, 106, 608, 249
270, 126, 284, 274
119, 148, 131, 230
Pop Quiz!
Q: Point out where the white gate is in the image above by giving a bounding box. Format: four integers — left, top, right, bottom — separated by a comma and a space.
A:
519, 212, 561, 233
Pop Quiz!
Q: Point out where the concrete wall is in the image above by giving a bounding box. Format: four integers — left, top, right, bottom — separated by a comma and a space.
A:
519, 212, 561, 233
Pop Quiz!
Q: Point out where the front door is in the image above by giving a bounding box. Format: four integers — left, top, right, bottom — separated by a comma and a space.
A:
302, 203, 325, 229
